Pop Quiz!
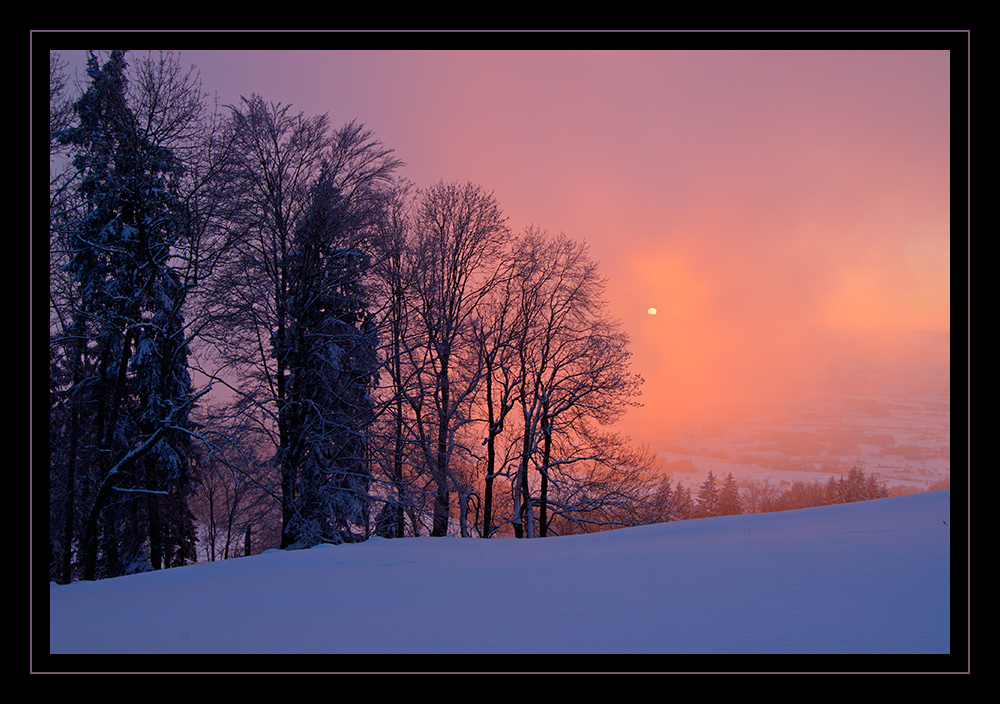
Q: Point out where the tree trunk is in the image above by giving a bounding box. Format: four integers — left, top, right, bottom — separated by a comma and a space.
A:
148, 490, 163, 570
483, 359, 496, 538
390, 301, 406, 538
520, 463, 534, 539
432, 351, 450, 536
539, 416, 552, 537
83, 326, 136, 580
61, 321, 87, 583
516, 427, 534, 539
276, 267, 295, 548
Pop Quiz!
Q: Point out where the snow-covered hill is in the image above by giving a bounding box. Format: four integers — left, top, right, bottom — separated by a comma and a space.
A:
47, 490, 953, 660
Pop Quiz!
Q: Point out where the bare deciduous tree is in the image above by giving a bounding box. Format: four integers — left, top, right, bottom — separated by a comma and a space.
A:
407, 181, 509, 536
188, 405, 282, 561
505, 228, 644, 537
470, 256, 524, 538
742, 476, 782, 514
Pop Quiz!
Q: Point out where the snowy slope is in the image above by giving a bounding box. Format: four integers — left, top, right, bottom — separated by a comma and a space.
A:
47, 490, 952, 657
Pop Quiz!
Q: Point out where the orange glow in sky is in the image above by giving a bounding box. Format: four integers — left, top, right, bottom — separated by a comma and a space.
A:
55, 46, 954, 426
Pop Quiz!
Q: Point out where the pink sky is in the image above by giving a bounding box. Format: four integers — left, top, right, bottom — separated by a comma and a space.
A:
54, 47, 954, 424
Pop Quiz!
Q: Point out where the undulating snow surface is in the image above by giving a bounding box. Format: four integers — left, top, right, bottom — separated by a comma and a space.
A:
48, 490, 951, 656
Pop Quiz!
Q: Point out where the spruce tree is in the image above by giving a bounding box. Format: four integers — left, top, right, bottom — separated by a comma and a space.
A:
280, 165, 380, 547
54, 51, 200, 579
719, 472, 742, 516
652, 476, 685, 522
214, 106, 399, 548
697, 470, 720, 518
676, 485, 694, 520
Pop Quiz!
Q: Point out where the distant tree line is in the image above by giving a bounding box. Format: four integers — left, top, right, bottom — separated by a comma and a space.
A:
649, 465, 891, 522
47, 50, 656, 582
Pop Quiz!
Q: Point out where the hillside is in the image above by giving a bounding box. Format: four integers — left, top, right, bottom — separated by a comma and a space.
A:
46, 490, 954, 664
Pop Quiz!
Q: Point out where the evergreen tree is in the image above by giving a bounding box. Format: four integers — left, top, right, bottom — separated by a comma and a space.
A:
280, 166, 380, 547
824, 466, 888, 505
843, 466, 866, 502
719, 472, 742, 516
825, 475, 842, 504
676, 484, 694, 520
697, 470, 720, 518
864, 472, 890, 501
651, 475, 686, 522
54, 51, 201, 580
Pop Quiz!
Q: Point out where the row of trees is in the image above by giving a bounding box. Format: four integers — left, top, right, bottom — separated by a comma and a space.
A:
46, 51, 902, 583
47, 50, 654, 582
650, 466, 891, 522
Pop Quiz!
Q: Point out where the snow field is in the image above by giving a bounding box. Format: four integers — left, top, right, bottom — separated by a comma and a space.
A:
48, 489, 952, 656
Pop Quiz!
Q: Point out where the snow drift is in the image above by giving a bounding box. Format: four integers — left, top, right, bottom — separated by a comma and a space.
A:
47, 489, 952, 658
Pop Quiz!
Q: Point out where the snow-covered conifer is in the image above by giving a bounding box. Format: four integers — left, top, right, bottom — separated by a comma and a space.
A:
697, 470, 720, 518
719, 472, 742, 516
280, 167, 380, 546
53, 50, 200, 580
